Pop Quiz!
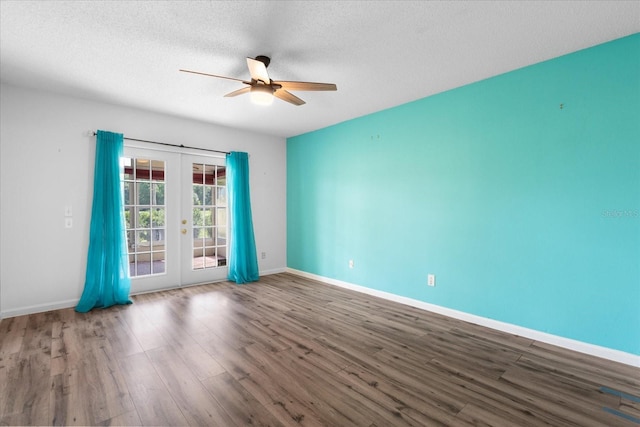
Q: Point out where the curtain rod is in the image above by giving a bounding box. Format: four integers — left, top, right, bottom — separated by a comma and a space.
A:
92, 132, 230, 155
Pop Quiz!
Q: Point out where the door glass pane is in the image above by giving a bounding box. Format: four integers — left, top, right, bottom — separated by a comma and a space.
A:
152, 183, 165, 205
216, 187, 226, 206
123, 182, 134, 204
126, 230, 135, 252
136, 159, 150, 178
193, 248, 205, 270
216, 166, 226, 186
203, 227, 214, 239
217, 208, 226, 226
193, 232, 205, 247
137, 182, 150, 205
137, 207, 150, 229
137, 230, 150, 247
152, 252, 166, 274
152, 208, 165, 227
193, 184, 203, 206
217, 246, 227, 267
204, 164, 215, 184
151, 160, 165, 181
193, 207, 204, 226
207, 208, 216, 226
218, 226, 227, 243
204, 185, 213, 205
124, 207, 132, 229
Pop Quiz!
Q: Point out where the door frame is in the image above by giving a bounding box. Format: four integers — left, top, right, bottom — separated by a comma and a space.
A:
123, 143, 228, 294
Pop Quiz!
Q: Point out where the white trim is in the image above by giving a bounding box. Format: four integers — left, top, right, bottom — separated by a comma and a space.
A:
259, 267, 288, 276
286, 268, 640, 368
0, 267, 289, 319
1, 298, 79, 318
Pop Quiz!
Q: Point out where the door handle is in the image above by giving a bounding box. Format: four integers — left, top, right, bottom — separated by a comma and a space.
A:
181, 219, 187, 225
181, 229, 187, 234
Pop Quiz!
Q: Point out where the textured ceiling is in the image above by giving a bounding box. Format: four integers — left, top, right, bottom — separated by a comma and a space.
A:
1, 1, 639, 138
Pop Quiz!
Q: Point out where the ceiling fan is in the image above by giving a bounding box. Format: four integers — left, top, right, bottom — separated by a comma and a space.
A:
180, 55, 337, 106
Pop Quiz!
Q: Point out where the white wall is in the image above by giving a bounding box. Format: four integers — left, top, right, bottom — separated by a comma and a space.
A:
0, 83, 287, 317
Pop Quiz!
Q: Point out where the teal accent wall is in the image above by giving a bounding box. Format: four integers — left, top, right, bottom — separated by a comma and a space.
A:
287, 34, 640, 355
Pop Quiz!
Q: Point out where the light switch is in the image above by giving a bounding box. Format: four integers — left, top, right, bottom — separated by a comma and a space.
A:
65, 218, 73, 228
64, 205, 73, 217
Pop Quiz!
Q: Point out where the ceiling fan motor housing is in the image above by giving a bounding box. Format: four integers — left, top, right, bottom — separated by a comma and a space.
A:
255, 55, 271, 68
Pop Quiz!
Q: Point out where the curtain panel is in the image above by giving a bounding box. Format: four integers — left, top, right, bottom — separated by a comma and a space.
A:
226, 151, 259, 284
76, 130, 132, 312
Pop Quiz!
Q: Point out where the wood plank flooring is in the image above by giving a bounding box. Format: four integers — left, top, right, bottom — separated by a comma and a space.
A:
1, 272, 638, 426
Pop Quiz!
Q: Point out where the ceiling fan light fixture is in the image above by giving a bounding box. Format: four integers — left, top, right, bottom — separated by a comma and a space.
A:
250, 85, 274, 106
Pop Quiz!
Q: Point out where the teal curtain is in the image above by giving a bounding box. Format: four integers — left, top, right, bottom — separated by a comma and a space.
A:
226, 151, 259, 283
76, 130, 132, 312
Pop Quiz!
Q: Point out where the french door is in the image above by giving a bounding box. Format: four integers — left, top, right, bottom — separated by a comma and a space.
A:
123, 147, 227, 294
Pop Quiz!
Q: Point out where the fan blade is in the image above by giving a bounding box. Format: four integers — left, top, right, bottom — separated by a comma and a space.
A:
224, 87, 251, 98
273, 81, 337, 91
246, 57, 271, 84
274, 89, 305, 106
179, 69, 249, 84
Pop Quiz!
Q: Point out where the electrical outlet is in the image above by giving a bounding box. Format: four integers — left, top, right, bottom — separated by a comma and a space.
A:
349, 260, 354, 269
261, 252, 266, 260
428, 274, 436, 287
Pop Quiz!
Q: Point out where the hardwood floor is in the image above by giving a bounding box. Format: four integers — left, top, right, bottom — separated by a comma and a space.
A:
1, 272, 638, 426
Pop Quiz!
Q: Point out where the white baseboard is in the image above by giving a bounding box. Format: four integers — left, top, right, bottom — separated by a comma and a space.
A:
259, 267, 288, 276
0, 267, 289, 320
286, 268, 640, 368
1, 298, 79, 319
